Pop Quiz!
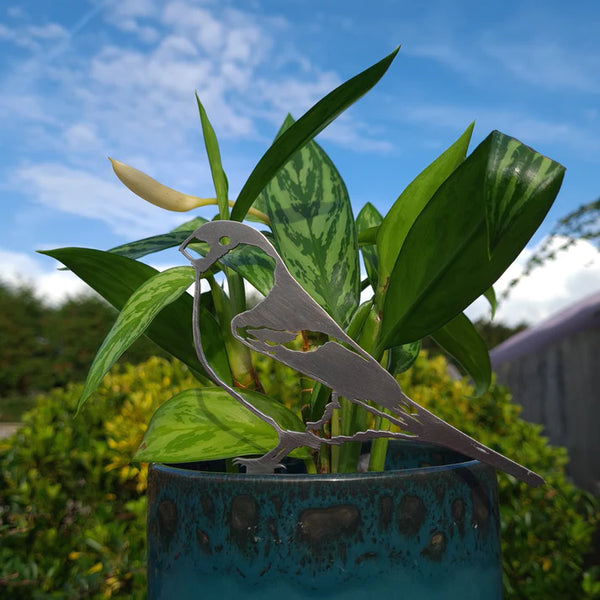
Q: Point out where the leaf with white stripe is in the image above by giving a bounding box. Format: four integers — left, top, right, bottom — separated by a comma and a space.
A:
357, 202, 383, 293
76, 267, 196, 413
261, 114, 359, 326
109, 217, 208, 260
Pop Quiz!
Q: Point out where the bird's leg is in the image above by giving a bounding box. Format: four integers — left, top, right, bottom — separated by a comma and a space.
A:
305, 392, 341, 431
233, 429, 321, 474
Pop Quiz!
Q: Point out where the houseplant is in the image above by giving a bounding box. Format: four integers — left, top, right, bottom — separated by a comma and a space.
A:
42, 47, 565, 598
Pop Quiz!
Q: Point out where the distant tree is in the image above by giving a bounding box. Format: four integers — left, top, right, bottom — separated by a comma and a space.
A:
0, 283, 47, 395
0, 282, 167, 401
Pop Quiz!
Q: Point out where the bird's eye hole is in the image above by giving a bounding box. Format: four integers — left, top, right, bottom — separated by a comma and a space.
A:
218, 236, 231, 247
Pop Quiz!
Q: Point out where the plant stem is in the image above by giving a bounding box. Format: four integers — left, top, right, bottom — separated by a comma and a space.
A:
192, 198, 270, 225
368, 415, 391, 471
303, 457, 317, 474
208, 275, 262, 391
330, 408, 341, 473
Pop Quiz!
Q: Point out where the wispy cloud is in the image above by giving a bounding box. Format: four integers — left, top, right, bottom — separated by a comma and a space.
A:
396, 103, 600, 156
485, 40, 600, 94
14, 163, 183, 238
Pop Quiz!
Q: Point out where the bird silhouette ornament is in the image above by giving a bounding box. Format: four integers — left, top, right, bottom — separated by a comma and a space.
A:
180, 220, 544, 487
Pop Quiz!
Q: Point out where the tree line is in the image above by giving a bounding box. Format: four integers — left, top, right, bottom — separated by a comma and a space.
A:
0, 282, 165, 418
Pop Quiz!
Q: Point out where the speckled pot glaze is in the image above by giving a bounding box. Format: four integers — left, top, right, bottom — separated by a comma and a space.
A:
147, 442, 502, 599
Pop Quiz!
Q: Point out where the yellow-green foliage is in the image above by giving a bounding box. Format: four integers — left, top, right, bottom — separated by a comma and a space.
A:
0, 354, 598, 599
0, 357, 196, 599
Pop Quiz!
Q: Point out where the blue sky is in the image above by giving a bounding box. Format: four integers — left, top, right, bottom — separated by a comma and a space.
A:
1, 0, 599, 324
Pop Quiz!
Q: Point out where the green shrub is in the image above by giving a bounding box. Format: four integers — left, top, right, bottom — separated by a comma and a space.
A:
0, 354, 597, 598
0, 357, 196, 599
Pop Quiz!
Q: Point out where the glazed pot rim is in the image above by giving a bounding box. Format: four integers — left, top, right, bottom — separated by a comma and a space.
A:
149, 441, 490, 483
150, 459, 485, 483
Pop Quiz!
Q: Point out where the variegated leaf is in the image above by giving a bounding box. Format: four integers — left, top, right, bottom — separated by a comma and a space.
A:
76, 267, 197, 412
356, 202, 383, 293
109, 217, 208, 260
135, 387, 311, 463
39, 248, 214, 383
261, 114, 359, 326
230, 47, 399, 221
386, 341, 421, 375
485, 136, 565, 254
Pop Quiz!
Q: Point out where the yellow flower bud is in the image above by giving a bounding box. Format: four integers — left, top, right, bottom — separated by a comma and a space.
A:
108, 158, 270, 225
109, 158, 208, 212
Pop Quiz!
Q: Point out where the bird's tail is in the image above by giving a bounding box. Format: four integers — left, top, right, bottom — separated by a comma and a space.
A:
414, 405, 545, 487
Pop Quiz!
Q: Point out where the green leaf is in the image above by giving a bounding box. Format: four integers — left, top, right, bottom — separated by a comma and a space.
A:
196, 95, 229, 219
230, 47, 399, 222
380, 131, 565, 348
386, 341, 421, 375
483, 286, 497, 319
377, 123, 474, 305
430, 313, 491, 396
77, 267, 195, 412
218, 246, 274, 297
38, 248, 229, 385
485, 135, 564, 255
356, 202, 383, 292
134, 387, 311, 463
108, 217, 208, 260
261, 114, 359, 325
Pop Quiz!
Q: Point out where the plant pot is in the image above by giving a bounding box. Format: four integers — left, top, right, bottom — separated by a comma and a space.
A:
147, 442, 502, 599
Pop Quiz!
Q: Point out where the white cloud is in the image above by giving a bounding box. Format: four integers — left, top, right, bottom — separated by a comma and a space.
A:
466, 236, 600, 326
0, 21, 68, 51
0, 249, 196, 307
486, 40, 600, 94
63, 123, 103, 151
0, 249, 89, 305
15, 163, 183, 238
397, 103, 600, 155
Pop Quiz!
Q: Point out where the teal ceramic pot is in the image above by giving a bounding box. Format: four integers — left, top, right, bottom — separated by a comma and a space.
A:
147, 443, 502, 599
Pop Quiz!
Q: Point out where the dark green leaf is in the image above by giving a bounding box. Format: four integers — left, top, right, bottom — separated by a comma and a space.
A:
135, 387, 311, 463
108, 217, 208, 260
262, 114, 359, 325
77, 267, 195, 412
386, 341, 421, 375
356, 203, 383, 292
380, 131, 565, 348
196, 95, 229, 219
38, 248, 230, 385
430, 313, 491, 396
230, 47, 399, 221
377, 123, 474, 303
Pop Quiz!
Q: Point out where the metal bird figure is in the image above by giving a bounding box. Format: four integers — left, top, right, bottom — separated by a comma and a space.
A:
180, 220, 544, 486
